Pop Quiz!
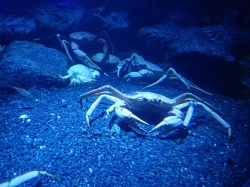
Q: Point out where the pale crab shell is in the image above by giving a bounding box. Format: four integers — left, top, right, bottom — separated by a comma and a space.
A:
60, 64, 100, 86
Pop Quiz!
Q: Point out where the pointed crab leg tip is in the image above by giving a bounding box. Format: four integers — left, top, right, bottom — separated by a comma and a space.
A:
149, 126, 157, 132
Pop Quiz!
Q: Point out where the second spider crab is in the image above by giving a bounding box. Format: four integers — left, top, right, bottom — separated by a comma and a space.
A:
57, 31, 114, 73
117, 53, 211, 95
80, 85, 231, 138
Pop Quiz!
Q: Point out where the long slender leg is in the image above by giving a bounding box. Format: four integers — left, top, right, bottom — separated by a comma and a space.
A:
144, 68, 211, 95
196, 102, 231, 138
173, 101, 194, 126
172, 93, 223, 116
80, 85, 130, 108
57, 34, 74, 63
84, 94, 121, 127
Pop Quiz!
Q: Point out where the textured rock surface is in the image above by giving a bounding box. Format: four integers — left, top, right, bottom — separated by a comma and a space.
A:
138, 23, 249, 62
0, 41, 69, 89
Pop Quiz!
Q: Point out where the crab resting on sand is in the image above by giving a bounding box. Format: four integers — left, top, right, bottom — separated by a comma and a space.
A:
80, 85, 231, 138
60, 64, 100, 86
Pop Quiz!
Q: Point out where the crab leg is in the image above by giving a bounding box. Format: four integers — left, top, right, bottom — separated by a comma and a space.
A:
114, 106, 149, 132
83, 93, 148, 132
144, 68, 212, 96
84, 94, 122, 127
150, 116, 183, 134
150, 102, 194, 134
172, 93, 223, 116
0, 171, 55, 187
196, 102, 231, 138
80, 85, 130, 108
150, 98, 231, 138
173, 101, 195, 126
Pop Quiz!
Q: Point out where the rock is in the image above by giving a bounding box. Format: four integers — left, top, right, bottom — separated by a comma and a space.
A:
0, 40, 69, 89
0, 15, 36, 36
138, 23, 244, 62
34, 3, 83, 32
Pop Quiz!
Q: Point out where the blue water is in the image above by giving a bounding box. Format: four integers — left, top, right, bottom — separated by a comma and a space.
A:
0, 0, 250, 186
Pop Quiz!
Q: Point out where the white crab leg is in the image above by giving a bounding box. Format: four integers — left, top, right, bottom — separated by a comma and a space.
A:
85, 94, 122, 127
196, 102, 231, 138
114, 106, 149, 132
143, 68, 212, 96
0, 171, 54, 187
106, 100, 127, 117
150, 102, 194, 134
173, 101, 195, 126
150, 116, 183, 132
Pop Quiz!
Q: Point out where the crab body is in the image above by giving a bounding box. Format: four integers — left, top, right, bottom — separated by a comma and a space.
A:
124, 92, 175, 113
60, 64, 100, 86
69, 32, 102, 45
80, 85, 231, 138
118, 53, 164, 81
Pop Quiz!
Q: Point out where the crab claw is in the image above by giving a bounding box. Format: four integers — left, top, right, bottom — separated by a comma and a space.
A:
150, 116, 183, 135
124, 70, 154, 82
117, 58, 131, 78
124, 72, 143, 82
114, 106, 149, 132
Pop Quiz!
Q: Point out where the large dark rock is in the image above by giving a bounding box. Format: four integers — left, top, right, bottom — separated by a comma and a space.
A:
34, 3, 83, 32
138, 23, 248, 62
0, 40, 69, 89
138, 23, 250, 98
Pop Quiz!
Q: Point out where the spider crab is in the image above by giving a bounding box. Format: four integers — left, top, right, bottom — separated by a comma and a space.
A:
117, 53, 211, 95
80, 85, 231, 138
57, 31, 114, 73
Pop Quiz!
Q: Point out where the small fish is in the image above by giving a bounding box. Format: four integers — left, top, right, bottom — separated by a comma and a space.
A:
13, 87, 34, 98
